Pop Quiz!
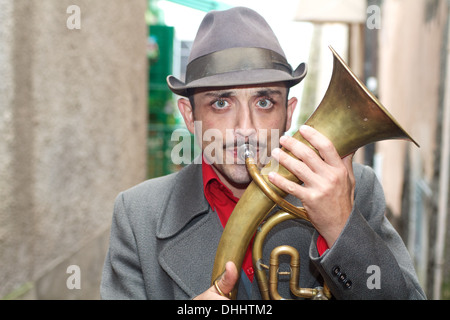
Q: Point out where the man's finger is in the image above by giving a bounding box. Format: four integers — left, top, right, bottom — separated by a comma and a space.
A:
299, 125, 342, 167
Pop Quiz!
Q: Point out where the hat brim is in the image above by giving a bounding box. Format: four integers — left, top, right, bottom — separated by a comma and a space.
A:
166, 62, 307, 97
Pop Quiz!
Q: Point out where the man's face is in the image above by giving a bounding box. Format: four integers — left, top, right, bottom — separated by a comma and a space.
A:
178, 82, 297, 190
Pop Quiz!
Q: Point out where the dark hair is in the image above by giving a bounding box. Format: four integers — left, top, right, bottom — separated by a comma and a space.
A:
187, 89, 196, 109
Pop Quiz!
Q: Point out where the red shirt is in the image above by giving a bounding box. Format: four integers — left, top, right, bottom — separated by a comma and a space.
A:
201, 159, 329, 283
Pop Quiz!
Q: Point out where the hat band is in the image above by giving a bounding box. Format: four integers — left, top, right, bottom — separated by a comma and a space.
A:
185, 47, 293, 84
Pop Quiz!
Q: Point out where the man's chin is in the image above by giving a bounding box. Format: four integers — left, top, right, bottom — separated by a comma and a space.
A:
214, 163, 252, 187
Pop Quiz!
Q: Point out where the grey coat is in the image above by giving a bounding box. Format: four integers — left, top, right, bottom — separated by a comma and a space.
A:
100, 162, 426, 300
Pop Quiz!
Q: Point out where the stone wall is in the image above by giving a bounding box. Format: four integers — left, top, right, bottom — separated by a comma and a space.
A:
377, 0, 449, 298
0, 0, 148, 299
377, 0, 446, 218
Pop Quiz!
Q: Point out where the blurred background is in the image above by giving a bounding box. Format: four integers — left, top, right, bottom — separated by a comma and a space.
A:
0, 0, 449, 300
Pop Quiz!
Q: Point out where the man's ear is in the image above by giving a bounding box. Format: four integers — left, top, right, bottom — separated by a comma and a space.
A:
177, 98, 195, 134
285, 97, 298, 132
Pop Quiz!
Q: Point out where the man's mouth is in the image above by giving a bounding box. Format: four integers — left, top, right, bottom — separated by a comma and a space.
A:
224, 143, 263, 164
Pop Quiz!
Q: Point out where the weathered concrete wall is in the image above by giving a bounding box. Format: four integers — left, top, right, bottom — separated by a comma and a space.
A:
0, 0, 148, 299
377, 0, 446, 217
377, 0, 448, 297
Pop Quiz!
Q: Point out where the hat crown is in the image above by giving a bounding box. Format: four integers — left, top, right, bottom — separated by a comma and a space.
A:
166, 6, 307, 96
188, 7, 286, 63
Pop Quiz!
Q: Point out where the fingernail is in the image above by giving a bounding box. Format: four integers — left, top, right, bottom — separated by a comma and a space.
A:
300, 125, 311, 132
271, 147, 280, 157
280, 135, 288, 143
268, 172, 276, 180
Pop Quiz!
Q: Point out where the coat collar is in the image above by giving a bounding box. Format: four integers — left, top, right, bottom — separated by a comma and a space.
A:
156, 161, 211, 239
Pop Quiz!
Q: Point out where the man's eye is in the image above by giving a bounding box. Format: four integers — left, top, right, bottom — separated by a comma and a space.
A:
256, 98, 273, 109
212, 99, 229, 109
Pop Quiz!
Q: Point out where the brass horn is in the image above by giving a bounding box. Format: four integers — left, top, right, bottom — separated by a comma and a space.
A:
211, 46, 419, 300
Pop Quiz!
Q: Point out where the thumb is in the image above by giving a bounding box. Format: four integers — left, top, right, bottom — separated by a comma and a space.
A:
216, 261, 239, 297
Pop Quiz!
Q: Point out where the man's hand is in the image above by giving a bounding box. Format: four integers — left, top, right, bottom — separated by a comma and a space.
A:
194, 261, 238, 300
268, 125, 356, 247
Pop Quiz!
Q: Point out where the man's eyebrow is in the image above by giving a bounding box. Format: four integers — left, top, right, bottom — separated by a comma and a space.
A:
200, 88, 284, 99
203, 91, 235, 99
255, 89, 283, 97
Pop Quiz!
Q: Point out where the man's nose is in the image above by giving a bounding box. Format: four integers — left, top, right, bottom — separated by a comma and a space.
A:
234, 108, 257, 139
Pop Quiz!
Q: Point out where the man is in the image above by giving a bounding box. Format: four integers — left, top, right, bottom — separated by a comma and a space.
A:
101, 7, 425, 300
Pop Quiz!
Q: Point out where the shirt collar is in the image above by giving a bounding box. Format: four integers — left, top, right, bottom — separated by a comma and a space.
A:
201, 156, 239, 213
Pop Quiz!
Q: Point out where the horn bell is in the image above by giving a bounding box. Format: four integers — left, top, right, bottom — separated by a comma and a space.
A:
300, 45, 419, 158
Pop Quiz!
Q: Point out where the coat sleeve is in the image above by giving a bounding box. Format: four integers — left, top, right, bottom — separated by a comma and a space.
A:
100, 192, 148, 300
309, 164, 426, 300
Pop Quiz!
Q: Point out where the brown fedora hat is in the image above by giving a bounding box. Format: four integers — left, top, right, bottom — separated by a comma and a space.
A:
166, 7, 307, 97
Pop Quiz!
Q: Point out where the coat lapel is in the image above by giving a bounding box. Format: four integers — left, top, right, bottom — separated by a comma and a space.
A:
156, 162, 209, 239
156, 162, 224, 297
